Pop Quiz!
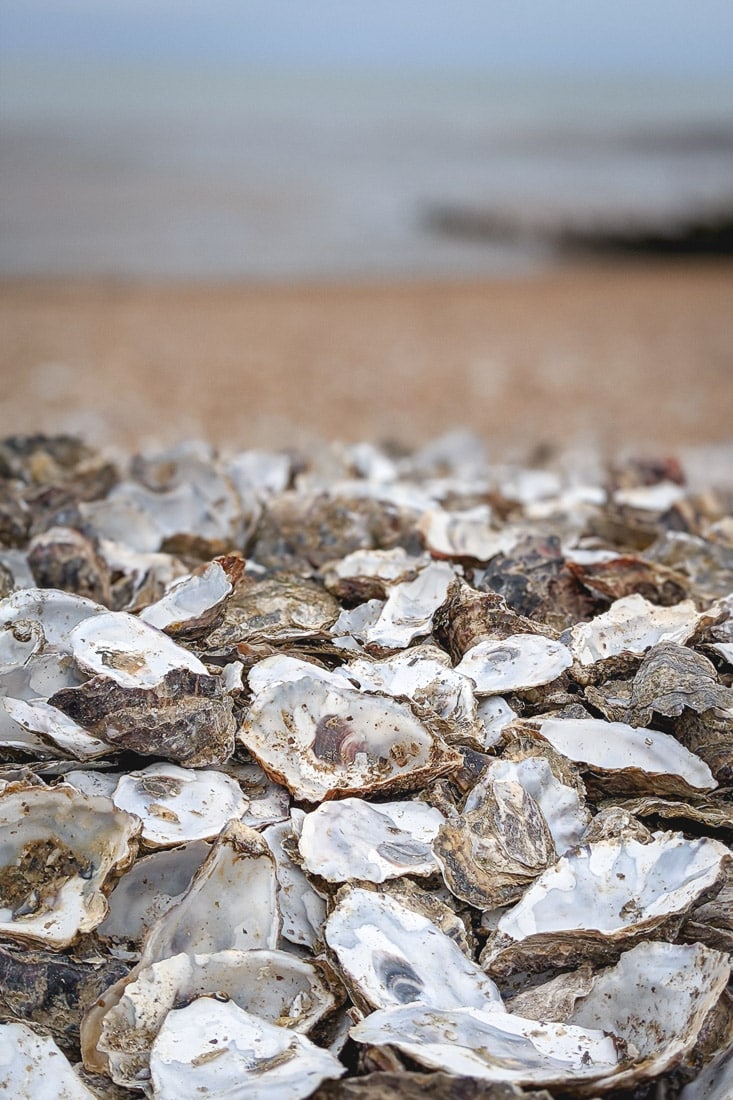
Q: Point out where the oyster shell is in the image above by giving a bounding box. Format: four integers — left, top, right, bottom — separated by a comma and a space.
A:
455, 634, 572, 694
97, 840, 210, 951
565, 593, 705, 665
417, 505, 518, 561
349, 1005, 621, 1087
263, 812, 328, 950
0, 784, 139, 948
365, 561, 455, 649
482, 831, 730, 975
69, 611, 208, 688
324, 887, 502, 1012
567, 940, 731, 1094
50, 668, 236, 767
149, 998, 344, 1100
0, 1021, 97, 1099
527, 716, 716, 795
323, 547, 427, 602
299, 798, 444, 883
206, 574, 339, 647
239, 675, 461, 802
111, 762, 248, 847
336, 647, 480, 745
138, 558, 237, 636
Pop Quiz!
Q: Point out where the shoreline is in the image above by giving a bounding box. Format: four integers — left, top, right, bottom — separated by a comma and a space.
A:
2, 261, 732, 456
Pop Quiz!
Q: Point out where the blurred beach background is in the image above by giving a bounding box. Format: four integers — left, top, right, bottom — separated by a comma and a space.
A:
1, 1, 732, 458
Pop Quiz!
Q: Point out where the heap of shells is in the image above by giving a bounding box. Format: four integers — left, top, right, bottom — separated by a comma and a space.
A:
0, 432, 732, 1100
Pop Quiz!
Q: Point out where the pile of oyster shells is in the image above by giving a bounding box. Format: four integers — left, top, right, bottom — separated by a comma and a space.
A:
0, 432, 731, 1100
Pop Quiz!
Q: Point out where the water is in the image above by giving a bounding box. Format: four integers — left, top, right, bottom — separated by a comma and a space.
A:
2, 63, 733, 279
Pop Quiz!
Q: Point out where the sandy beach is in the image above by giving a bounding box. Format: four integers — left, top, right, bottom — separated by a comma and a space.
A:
1, 261, 732, 459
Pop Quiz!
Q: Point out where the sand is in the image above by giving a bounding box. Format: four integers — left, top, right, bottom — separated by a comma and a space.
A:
1, 262, 731, 459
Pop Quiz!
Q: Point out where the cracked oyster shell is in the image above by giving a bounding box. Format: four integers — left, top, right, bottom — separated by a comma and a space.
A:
69, 611, 208, 688
0, 784, 139, 948
435, 752, 589, 912
434, 774, 556, 911
349, 1005, 620, 1088
0, 1021, 97, 1099
150, 997, 344, 1100
239, 675, 461, 803
324, 887, 502, 1012
299, 798, 444, 883
565, 593, 706, 665
474, 752, 590, 855
527, 716, 716, 795
455, 634, 572, 694
482, 831, 730, 975
111, 763, 248, 848
98, 949, 342, 1091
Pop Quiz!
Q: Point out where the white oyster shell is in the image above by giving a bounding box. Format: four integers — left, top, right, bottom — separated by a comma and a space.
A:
485, 831, 730, 972
324, 887, 503, 1011
323, 546, 427, 593
365, 561, 455, 648
150, 998, 344, 1100
417, 505, 519, 561
0, 588, 105, 666
3, 698, 109, 760
99, 949, 342, 1090
98, 840, 210, 950
81, 822, 280, 1076
350, 1004, 620, 1087
247, 654, 346, 696
239, 675, 460, 803
299, 798, 444, 883
330, 598, 385, 650
262, 812, 327, 950
456, 633, 572, 694
139, 560, 233, 634
567, 940, 731, 1094
533, 717, 716, 793
476, 695, 518, 748
111, 763, 247, 848
69, 611, 207, 688
566, 594, 704, 665
0, 1021, 96, 1099
0, 784, 139, 948
141, 822, 279, 967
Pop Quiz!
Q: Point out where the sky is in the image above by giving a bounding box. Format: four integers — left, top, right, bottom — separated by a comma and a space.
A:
2, 0, 733, 76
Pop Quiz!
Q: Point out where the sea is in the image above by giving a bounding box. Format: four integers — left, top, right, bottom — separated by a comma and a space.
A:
2, 62, 733, 279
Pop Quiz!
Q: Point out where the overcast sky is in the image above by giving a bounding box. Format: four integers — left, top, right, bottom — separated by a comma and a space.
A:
2, 0, 732, 75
